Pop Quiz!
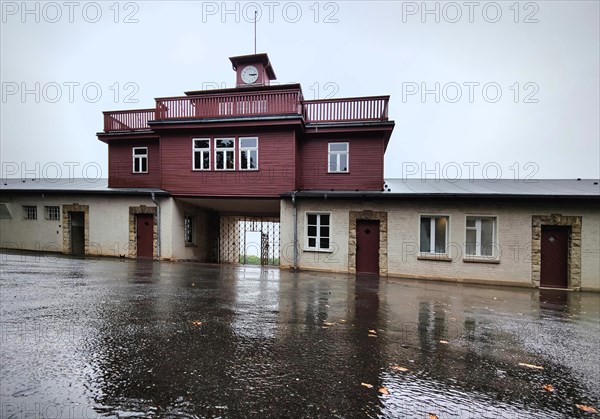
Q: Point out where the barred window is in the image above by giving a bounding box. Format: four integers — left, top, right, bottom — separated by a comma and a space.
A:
44, 206, 60, 221
23, 205, 37, 220
184, 215, 194, 244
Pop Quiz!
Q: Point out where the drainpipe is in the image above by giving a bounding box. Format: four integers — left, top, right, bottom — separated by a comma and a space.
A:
292, 192, 298, 269
151, 192, 161, 259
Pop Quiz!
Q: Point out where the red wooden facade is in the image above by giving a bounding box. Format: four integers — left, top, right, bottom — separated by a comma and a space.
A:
98, 54, 394, 196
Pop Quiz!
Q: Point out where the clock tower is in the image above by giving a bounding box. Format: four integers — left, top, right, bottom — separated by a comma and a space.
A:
230, 53, 277, 88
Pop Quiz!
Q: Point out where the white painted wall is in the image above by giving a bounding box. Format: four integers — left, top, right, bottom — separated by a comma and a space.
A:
281, 199, 600, 290
0, 193, 173, 259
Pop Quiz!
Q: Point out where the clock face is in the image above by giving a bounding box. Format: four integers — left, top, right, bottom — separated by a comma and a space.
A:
241, 65, 259, 84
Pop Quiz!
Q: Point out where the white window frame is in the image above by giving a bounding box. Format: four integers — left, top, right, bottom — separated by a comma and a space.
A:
44, 205, 60, 221
192, 138, 211, 170
184, 214, 195, 245
239, 137, 259, 170
132, 147, 148, 174
465, 215, 498, 258
305, 212, 332, 252
23, 205, 37, 220
328, 142, 349, 173
419, 215, 449, 255
215, 138, 235, 170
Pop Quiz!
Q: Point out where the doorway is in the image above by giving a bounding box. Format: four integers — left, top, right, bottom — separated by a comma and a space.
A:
356, 220, 380, 275
136, 214, 154, 259
540, 225, 569, 288
69, 211, 85, 255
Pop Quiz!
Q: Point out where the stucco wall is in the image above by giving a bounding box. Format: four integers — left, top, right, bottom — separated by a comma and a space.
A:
0, 193, 173, 259
281, 199, 600, 290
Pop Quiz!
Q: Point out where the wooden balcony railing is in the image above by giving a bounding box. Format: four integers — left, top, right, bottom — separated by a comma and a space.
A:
103, 108, 155, 132
102, 93, 389, 132
302, 96, 389, 123
155, 89, 302, 121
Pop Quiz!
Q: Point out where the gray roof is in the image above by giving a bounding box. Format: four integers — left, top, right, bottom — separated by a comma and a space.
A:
285, 179, 600, 200
0, 178, 169, 196
383, 178, 600, 197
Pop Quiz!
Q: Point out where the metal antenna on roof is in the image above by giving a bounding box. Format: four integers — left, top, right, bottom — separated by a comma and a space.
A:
254, 10, 257, 54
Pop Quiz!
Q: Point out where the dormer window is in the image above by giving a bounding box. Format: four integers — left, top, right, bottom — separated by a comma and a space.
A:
328, 142, 349, 173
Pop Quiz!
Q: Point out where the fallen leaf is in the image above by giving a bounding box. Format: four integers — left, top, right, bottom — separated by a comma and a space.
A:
450, 317, 456, 321
368, 334, 377, 338
390, 365, 408, 372
429, 414, 439, 419
323, 321, 335, 326
339, 319, 347, 323
378, 387, 390, 395
576, 404, 598, 413
368, 329, 377, 334
519, 362, 544, 370
190, 320, 202, 326
542, 384, 555, 392
361, 382, 373, 388
439, 340, 449, 344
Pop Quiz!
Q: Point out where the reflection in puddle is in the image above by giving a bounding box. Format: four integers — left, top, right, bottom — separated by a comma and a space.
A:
0, 255, 598, 418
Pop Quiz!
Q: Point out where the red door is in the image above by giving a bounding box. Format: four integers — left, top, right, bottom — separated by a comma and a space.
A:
356, 220, 380, 275
136, 214, 154, 259
540, 226, 569, 288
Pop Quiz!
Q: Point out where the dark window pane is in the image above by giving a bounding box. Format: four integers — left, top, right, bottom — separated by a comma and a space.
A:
226, 151, 234, 169
308, 237, 316, 248
241, 150, 248, 169
216, 153, 224, 169
194, 152, 200, 169
320, 214, 330, 226
320, 238, 329, 249
320, 226, 329, 237
217, 139, 234, 148
134, 159, 140, 172
249, 150, 257, 169
308, 226, 317, 237
420, 217, 431, 253
194, 139, 209, 148
141, 158, 147, 172
203, 152, 210, 169
307, 214, 317, 225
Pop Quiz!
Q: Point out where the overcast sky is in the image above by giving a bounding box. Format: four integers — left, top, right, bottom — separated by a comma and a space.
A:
1, 1, 598, 181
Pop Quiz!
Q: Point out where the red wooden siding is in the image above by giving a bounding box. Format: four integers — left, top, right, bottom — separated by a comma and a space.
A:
108, 140, 161, 188
299, 136, 385, 191
160, 130, 297, 197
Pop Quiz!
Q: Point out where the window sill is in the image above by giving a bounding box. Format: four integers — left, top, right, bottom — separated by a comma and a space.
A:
327, 171, 350, 174
463, 257, 500, 264
131, 172, 148, 175
303, 248, 334, 253
418, 253, 452, 262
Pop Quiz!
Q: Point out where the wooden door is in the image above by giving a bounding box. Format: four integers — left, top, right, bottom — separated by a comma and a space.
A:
136, 214, 154, 259
356, 220, 380, 275
70, 212, 85, 255
540, 225, 569, 288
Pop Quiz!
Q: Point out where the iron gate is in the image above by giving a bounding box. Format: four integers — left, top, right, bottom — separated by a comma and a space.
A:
219, 216, 280, 266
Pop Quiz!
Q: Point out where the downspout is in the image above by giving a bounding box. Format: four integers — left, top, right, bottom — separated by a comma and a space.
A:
292, 192, 298, 269
151, 192, 161, 259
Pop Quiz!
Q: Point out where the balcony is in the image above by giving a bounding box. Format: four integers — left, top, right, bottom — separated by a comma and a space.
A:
102, 90, 389, 133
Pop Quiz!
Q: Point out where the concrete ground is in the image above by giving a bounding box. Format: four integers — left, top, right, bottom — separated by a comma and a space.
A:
1, 251, 599, 418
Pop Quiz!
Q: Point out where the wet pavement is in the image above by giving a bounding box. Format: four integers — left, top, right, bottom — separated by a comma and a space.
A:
0, 251, 599, 418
